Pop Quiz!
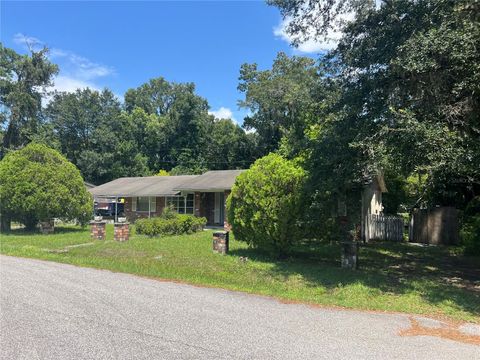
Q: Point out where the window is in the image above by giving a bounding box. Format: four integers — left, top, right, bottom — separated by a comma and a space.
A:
166, 193, 194, 214
136, 197, 150, 212
132, 197, 156, 213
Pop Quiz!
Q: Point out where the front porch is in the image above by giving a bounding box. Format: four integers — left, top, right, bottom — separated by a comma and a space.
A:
195, 191, 229, 227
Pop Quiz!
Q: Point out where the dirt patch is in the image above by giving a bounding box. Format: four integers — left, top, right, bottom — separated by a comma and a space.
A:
399, 317, 480, 346
45, 249, 69, 254
64, 242, 96, 249
43, 242, 98, 254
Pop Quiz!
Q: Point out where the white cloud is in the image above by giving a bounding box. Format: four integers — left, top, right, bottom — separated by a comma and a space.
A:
273, 10, 354, 53
209, 107, 237, 123
52, 75, 101, 93
274, 20, 336, 52
50, 49, 114, 80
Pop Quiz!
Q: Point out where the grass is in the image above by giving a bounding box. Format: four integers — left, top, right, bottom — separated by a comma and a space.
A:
1, 225, 479, 323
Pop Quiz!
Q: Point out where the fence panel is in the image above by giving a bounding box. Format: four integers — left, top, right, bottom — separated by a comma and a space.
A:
367, 214, 403, 242
409, 207, 459, 245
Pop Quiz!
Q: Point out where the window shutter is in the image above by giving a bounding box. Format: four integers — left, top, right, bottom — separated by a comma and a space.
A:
132, 197, 137, 211
151, 197, 157, 212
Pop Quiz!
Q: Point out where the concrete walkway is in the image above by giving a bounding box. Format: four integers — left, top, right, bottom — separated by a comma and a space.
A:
0, 255, 478, 359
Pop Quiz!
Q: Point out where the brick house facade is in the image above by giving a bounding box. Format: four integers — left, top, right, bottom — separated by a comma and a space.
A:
89, 171, 243, 228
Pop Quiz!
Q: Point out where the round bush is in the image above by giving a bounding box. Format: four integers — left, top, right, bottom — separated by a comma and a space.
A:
461, 215, 480, 255
227, 153, 306, 256
0, 143, 93, 230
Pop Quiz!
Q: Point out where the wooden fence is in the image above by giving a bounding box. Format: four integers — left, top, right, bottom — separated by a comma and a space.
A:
409, 207, 459, 245
366, 214, 404, 242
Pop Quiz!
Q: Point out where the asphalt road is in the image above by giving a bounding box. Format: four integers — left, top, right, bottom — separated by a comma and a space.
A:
1, 255, 478, 359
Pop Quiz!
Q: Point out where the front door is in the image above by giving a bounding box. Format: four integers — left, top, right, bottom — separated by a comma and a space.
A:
214, 192, 224, 225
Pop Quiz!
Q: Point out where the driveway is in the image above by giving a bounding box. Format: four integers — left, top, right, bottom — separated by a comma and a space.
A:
0, 255, 478, 359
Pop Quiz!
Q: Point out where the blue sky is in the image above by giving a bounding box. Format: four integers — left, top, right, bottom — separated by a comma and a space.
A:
1, 1, 326, 125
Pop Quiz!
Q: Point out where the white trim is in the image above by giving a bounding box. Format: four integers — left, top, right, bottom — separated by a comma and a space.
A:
165, 193, 194, 214
135, 196, 151, 212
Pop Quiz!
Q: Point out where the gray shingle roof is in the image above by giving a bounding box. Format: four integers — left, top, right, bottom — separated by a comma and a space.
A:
89, 176, 197, 197
173, 170, 246, 192
84, 182, 96, 189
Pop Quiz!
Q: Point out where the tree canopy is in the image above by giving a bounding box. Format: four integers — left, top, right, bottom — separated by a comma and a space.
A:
0, 46, 259, 184
264, 0, 480, 211
0, 45, 58, 155
0, 143, 92, 230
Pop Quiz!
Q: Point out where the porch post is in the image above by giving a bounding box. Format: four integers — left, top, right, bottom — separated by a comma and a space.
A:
115, 197, 118, 223
194, 192, 201, 217
148, 196, 151, 218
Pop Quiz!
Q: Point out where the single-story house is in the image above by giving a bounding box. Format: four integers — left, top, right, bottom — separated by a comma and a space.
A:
89, 170, 245, 227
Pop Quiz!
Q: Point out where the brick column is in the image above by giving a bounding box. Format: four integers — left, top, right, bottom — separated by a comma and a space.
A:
90, 221, 106, 240
114, 222, 130, 242
213, 231, 229, 255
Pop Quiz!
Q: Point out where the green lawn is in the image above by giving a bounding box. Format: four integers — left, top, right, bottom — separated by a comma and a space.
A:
1, 225, 479, 322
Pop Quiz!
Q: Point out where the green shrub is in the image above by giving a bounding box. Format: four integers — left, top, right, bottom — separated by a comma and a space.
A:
135, 218, 153, 235
461, 197, 480, 256
161, 205, 177, 220
461, 214, 480, 256
227, 153, 307, 257
135, 214, 206, 237
0, 143, 92, 231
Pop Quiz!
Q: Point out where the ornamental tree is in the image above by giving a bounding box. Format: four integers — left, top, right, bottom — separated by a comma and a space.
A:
227, 153, 306, 256
0, 143, 92, 231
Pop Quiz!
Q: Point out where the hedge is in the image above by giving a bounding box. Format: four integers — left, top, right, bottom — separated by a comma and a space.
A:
135, 214, 207, 237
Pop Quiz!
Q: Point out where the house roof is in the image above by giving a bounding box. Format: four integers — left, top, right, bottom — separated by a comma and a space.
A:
84, 181, 96, 189
362, 173, 388, 193
89, 176, 197, 197
89, 170, 246, 197
173, 170, 246, 192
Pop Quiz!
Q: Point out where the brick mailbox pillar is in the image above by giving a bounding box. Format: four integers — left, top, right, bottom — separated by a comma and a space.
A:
341, 241, 359, 269
114, 222, 130, 242
90, 221, 106, 240
213, 231, 229, 255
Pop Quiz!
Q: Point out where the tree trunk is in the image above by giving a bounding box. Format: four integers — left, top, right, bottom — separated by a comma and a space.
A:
0, 214, 11, 232
24, 215, 38, 232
